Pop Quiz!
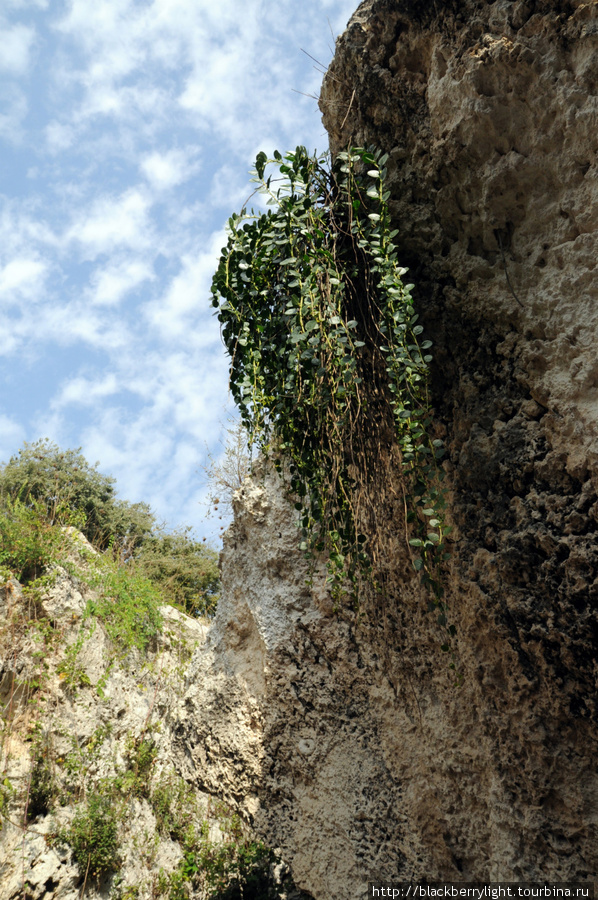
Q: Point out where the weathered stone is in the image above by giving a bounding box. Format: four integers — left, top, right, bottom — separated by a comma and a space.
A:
172, 2, 598, 898
0, 556, 211, 900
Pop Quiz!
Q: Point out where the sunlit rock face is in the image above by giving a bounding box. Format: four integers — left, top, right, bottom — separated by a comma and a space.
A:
0, 553, 210, 900
175, 2, 598, 898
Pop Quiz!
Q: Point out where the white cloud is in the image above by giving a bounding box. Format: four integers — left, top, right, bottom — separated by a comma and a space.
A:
0, 21, 35, 75
143, 231, 225, 344
88, 258, 153, 306
27, 298, 129, 351
0, 257, 47, 303
0, 200, 58, 260
45, 121, 75, 152
140, 148, 199, 190
66, 189, 153, 258
54, 373, 121, 407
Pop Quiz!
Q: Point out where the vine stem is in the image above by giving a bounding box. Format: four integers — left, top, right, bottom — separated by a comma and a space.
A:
211, 145, 452, 620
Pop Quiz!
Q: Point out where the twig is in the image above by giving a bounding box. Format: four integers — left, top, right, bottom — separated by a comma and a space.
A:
339, 89, 356, 133
497, 230, 524, 309
80, 853, 91, 900
300, 48, 328, 75
291, 88, 320, 101
2, 814, 46, 836
22, 764, 32, 900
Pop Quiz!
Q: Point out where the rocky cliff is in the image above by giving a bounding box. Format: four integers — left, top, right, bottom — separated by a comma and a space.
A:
2, 2, 597, 899
0, 534, 211, 900
174, 1, 598, 897
0, 534, 303, 900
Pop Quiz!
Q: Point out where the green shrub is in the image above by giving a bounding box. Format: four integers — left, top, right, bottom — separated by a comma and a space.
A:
151, 772, 199, 842
86, 559, 163, 655
59, 792, 120, 880
56, 626, 93, 692
0, 776, 14, 821
156, 803, 279, 900
200, 835, 275, 900
0, 497, 69, 582
0, 439, 221, 620
118, 734, 157, 799
135, 530, 220, 618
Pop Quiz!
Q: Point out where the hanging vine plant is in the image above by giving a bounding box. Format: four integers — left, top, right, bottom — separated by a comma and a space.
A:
211, 146, 452, 636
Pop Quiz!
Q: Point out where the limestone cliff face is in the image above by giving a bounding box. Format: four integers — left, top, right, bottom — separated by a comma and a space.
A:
0, 547, 209, 900
174, 2, 598, 898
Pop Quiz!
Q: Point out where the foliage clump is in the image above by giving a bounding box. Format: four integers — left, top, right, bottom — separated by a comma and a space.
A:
211, 146, 450, 615
0, 440, 220, 624
0, 496, 72, 583
86, 560, 163, 655
0, 439, 154, 553
152, 793, 280, 900
27, 736, 55, 820
119, 734, 157, 798
135, 530, 219, 618
59, 791, 120, 880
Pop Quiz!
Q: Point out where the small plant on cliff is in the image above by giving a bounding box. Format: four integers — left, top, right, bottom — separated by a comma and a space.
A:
85, 558, 163, 655
0, 496, 74, 583
211, 146, 451, 626
58, 791, 121, 881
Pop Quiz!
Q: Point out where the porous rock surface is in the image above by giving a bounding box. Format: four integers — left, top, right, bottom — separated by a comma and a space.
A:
0, 535, 210, 900
173, 2, 598, 898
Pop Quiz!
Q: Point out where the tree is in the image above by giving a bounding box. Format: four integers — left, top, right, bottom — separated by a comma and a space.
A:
0, 439, 154, 552
134, 529, 220, 618
0, 439, 221, 618
202, 419, 252, 519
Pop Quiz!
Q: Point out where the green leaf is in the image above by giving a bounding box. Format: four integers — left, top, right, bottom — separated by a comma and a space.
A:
255, 151, 267, 179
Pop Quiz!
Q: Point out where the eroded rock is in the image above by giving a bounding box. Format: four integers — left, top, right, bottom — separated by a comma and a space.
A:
173, 2, 598, 897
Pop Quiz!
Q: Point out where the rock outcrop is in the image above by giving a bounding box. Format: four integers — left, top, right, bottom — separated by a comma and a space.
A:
0, 535, 210, 900
0, 531, 308, 900
173, 1, 598, 898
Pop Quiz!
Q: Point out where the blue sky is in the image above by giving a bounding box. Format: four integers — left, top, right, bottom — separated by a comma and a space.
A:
0, 0, 357, 543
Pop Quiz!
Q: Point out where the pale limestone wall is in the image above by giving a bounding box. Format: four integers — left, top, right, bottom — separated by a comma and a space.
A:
0, 546, 209, 900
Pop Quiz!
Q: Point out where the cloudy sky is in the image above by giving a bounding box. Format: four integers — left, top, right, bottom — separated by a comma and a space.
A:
0, 0, 357, 543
